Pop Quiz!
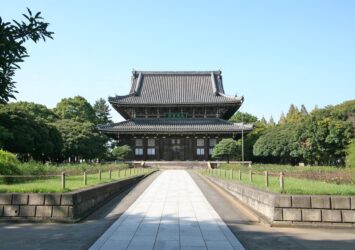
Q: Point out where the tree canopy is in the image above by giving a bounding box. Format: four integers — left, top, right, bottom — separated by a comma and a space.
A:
112, 145, 133, 160
54, 96, 97, 123
0, 97, 111, 163
0, 104, 62, 162
0, 8, 53, 103
229, 112, 258, 123
54, 119, 107, 162
93, 98, 112, 124
253, 101, 354, 165
212, 138, 239, 162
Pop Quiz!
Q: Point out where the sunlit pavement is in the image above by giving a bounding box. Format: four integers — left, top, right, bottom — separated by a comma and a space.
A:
90, 170, 244, 250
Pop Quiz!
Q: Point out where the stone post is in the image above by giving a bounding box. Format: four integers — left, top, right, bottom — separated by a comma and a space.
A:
109, 169, 112, 180
84, 171, 87, 185
279, 172, 284, 191
99, 169, 102, 181
61, 172, 66, 189
264, 171, 269, 187
249, 170, 252, 182
238, 170, 242, 181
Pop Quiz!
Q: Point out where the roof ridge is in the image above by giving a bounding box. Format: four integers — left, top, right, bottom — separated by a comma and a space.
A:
132, 70, 222, 75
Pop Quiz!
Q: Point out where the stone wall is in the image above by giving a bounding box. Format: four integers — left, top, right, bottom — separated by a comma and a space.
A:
0, 173, 153, 222
205, 175, 355, 227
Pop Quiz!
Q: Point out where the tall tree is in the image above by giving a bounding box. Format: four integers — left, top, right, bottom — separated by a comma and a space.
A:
93, 98, 112, 124
0, 8, 54, 103
54, 96, 96, 123
6, 101, 58, 122
212, 138, 239, 162
0, 105, 62, 162
260, 117, 267, 126
229, 112, 258, 123
279, 112, 286, 124
54, 119, 107, 162
269, 116, 275, 126
285, 104, 302, 123
300, 104, 308, 116
112, 145, 133, 160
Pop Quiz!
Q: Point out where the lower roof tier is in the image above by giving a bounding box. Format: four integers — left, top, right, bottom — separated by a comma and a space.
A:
98, 118, 253, 134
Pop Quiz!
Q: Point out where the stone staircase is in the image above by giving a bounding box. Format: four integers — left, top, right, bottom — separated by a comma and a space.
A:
142, 161, 209, 169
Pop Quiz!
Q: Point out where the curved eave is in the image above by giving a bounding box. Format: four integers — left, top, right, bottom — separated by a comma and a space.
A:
108, 95, 243, 106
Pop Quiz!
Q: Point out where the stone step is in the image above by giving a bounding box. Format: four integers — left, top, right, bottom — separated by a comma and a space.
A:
142, 161, 209, 169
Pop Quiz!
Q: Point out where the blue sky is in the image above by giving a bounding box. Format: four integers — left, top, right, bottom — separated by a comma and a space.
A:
2, 0, 355, 122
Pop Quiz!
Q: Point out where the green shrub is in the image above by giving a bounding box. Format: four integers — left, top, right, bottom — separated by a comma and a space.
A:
345, 140, 355, 168
212, 139, 239, 162
0, 150, 21, 183
112, 145, 133, 160
17, 161, 57, 175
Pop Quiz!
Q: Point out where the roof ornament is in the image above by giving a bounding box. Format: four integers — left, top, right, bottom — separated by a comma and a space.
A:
134, 72, 143, 96
211, 72, 218, 96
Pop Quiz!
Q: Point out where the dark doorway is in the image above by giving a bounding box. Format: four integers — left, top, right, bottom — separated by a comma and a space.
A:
171, 139, 184, 160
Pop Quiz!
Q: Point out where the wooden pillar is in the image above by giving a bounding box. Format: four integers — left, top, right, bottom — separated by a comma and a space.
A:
204, 138, 209, 161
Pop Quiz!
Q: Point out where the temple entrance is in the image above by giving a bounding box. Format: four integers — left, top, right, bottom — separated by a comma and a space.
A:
171, 139, 184, 160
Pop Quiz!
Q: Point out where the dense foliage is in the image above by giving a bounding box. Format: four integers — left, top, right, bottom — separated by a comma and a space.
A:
0, 104, 63, 162
54, 119, 107, 161
345, 140, 355, 168
0, 150, 20, 175
54, 96, 97, 123
212, 138, 239, 162
112, 145, 133, 160
0, 8, 53, 103
252, 100, 354, 165
229, 112, 258, 123
0, 96, 110, 163
93, 98, 112, 124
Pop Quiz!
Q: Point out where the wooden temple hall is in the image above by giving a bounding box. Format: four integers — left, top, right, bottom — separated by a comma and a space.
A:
98, 70, 253, 161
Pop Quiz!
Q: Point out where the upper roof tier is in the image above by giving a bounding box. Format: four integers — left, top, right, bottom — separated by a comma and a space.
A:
109, 71, 243, 105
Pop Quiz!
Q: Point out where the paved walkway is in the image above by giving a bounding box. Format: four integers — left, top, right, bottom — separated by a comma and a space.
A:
90, 170, 244, 250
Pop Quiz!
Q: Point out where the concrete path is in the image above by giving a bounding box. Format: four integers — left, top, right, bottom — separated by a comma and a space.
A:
90, 170, 244, 250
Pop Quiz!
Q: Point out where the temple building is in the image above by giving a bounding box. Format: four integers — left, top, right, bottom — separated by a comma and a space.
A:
98, 71, 253, 161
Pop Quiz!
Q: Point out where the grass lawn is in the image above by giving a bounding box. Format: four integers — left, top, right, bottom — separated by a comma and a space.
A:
219, 163, 355, 174
199, 169, 355, 195
0, 168, 154, 193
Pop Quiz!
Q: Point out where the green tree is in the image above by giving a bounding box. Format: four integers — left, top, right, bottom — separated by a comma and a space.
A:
260, 117, 268, 126
6, 101, 58, 122
0, 8, 53, 103
345, 140, 355, 168
300, 104, 308, 116
54, 96, 96, 123
0, 105, 62, 162
212, 138, 238, 162
112, 145, 133, 160
278, 112, 286, 124
93, 98, 112, 124
229, 112, 258, 123
301, 117, 352, 165
0, 149, 21, 183
54, 119, 107, 162
285, 104, 303, 123
253, 122, 306, 164
268, 116, 275, 126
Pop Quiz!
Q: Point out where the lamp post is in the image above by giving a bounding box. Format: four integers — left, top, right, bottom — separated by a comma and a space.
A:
241, 108, 244, 162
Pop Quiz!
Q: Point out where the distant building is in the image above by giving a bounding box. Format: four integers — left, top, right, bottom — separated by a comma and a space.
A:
98, 70, 253, 161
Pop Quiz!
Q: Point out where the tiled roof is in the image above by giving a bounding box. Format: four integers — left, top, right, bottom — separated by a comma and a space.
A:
98, 118, 253, 133
109, 71, 243, 105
